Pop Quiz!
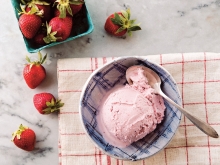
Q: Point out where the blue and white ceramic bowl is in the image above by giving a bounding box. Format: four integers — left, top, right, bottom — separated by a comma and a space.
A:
79, 57, 182, 161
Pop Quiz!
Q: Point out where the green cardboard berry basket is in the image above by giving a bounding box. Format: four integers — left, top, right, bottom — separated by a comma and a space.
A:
11, 0, 94, 53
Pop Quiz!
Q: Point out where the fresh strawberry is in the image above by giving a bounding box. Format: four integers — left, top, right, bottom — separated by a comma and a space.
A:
70, 3, 83, 15
43, 16, 72, 43
40, 22, 59, 44
33, 26, 47, 45
23, 52, 47, 89
104, 9, 141, 37
12, 124, 36, 151
22, 0, 51, 22
54, 0, 84, 18
19, 5, 43, 39
33, 92, 64, 114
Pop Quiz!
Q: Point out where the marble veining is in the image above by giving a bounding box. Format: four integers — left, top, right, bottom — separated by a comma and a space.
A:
1, 0, 220, 164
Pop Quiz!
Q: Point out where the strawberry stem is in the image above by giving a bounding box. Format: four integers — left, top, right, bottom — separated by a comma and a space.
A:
43, 98, 64, 114
25, 52, 47, 71
43, 22, 62, 44
12, 124, 28, 141
26, 52, 47, 65
18, 3, 44, 16
110, 8, 141, 36
55, 0, 84, 18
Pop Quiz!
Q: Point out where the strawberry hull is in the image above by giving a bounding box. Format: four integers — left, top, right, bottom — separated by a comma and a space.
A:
11, 0, 94, 53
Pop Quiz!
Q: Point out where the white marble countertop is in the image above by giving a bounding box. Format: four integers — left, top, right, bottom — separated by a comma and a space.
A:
1, 0, 220, 164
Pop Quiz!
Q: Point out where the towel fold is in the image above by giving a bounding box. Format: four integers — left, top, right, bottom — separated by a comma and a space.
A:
58, 53, 220, 165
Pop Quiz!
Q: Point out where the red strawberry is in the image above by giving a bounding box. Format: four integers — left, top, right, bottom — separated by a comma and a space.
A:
23, 52, 47, 89
32, 22, 57, 45
33, 26, 47, 45
70, 3, 83, 15
33, 93, 64, 114
12, 124, 36, 151
19, 6, 42, 39
54, 0, 84, 18
43, 16, 72, 43
22, 0, 51, 22
104, 9, 141, 37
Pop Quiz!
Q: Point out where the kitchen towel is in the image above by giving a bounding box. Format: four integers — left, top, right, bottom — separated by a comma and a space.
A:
58, 53, 220, 165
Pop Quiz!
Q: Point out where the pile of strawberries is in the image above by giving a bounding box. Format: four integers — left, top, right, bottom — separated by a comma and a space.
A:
18, 0, 84, 46
12, 51, 64, 151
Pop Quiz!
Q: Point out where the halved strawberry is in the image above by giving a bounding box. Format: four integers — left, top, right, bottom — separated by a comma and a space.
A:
104, 9, 141, 37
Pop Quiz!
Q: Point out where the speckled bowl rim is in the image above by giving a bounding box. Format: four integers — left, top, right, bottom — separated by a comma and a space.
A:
79, 56, 182, 161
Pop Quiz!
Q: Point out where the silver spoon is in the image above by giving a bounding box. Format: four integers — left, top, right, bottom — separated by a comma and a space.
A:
126, 65, 219, 138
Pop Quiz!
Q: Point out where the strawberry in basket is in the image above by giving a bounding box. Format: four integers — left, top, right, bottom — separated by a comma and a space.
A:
21, 0, 51, 22
18, 5, 43, 39
53, 0, 84, 18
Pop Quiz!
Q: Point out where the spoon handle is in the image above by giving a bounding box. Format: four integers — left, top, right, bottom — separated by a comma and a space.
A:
155, 85, 219, 138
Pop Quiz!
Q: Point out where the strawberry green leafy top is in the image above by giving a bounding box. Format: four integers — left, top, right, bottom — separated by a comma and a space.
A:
43, 22, 62, 44
26, 52, 47, 69
43, 98, 64, 114
18, 3, 43, 16
55, 0, 84, 18
11, 124, 28, 141
111, 9, 141, 36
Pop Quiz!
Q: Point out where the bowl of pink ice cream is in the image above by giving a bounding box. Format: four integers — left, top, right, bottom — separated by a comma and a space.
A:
79, 57, 182, 161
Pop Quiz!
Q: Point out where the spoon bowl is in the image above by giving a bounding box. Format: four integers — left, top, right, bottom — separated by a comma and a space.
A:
126, 65, 219, 138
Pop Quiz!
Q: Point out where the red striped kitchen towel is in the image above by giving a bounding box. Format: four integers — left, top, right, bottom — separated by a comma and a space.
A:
58, 53, 220, 165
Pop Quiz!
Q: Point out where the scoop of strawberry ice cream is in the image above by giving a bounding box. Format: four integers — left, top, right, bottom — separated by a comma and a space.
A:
98, 67, 166, 148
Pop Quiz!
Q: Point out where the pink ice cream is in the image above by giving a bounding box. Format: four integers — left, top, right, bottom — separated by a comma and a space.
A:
98, 67, 166, 148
